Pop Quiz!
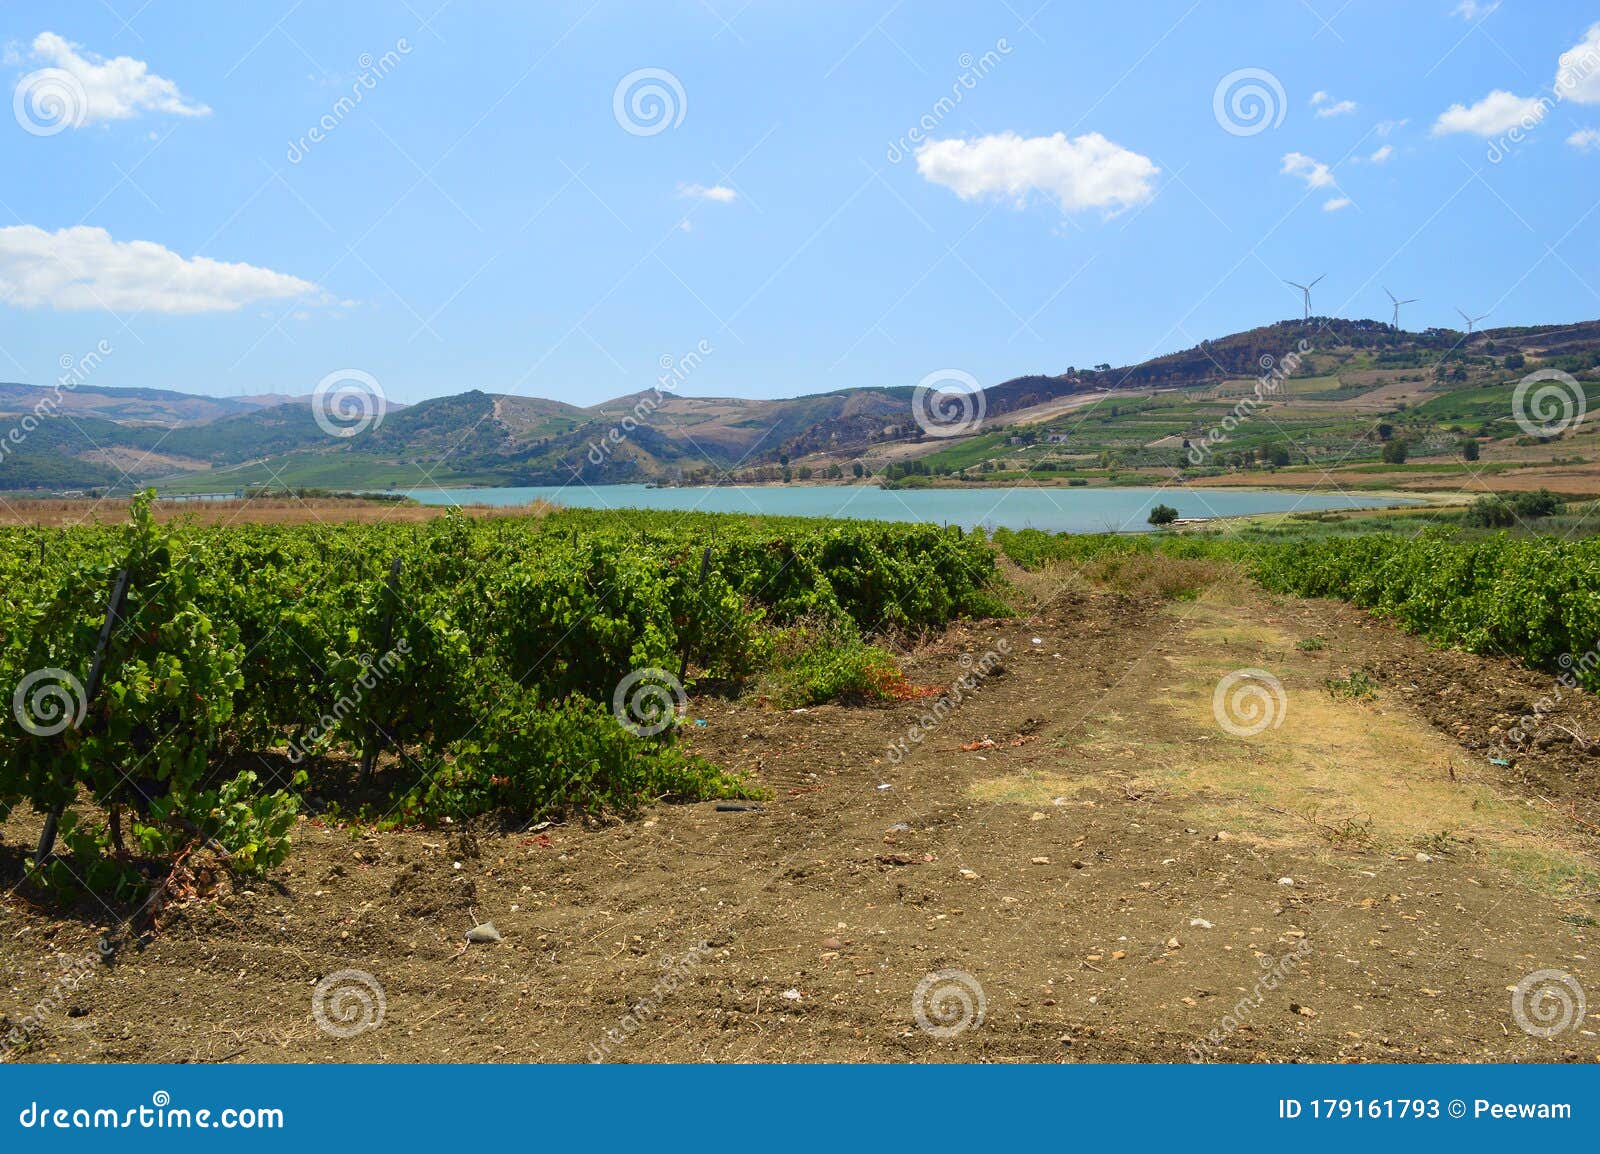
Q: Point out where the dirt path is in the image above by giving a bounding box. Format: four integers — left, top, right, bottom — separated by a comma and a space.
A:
3, 580, 1598, 1063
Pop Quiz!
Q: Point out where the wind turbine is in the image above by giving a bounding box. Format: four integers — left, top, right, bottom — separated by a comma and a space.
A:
1455, 307, 1490, 336
1384, 287, 1418, 331
1285, 274, 1325, 323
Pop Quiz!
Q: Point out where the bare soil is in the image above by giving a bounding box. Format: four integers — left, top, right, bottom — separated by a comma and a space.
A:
3, 576, 1598, 1063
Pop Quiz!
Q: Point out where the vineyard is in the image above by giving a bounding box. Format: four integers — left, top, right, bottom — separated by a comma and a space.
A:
3, 502, 1599, 1064
994, 525, 1600, 691
7, 499, 1599, 901
0, 496, 1003, 894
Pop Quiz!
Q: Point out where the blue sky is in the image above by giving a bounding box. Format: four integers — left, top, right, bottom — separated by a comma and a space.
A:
3, 0, 1600, 407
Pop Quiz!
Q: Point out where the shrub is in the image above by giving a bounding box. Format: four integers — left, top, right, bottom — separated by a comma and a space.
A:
1462, 489, 1565, 529
763, 618, 907, 708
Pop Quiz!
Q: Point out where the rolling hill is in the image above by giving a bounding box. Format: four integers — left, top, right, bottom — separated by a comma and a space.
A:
3, 317, 1598, 494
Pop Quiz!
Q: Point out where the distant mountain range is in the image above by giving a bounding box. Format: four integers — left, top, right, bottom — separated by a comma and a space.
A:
3, 317, 1598, 493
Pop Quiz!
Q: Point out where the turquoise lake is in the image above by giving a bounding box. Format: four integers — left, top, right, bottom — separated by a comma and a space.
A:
390, 483, 1409, 534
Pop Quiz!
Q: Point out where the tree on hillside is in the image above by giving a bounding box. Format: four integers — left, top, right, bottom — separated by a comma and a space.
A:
1460, 438, 1480, 462
1382, 439, 1409, 464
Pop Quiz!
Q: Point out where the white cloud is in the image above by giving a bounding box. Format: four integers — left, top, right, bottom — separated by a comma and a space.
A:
18, 32, 209, 125
1430, 26, 1600, 139
677, 183, 738, 203
1368, 144, 1394, 163
1315, 99, 1358, 118
1280, 151, 1335, 189
1569, 128, 1600, 151
1310, 90, 1328, 105
915, 131, 1159, 215
1452, 1, 1500, 20
1432, 89, 1546, 136
1375, 118, 1408, 136
1322, 196, 1352, 212
0, 225, 320, 314
1556, 23, 1600, 104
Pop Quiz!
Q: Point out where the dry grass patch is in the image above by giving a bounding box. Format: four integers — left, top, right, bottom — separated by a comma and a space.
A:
1082, 553, 1237, 602
1148, 593, 1595, 892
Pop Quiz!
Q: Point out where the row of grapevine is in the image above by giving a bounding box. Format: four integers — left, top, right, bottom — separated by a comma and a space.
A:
0, 496, 1002, 890
992, 525, 1600, 690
